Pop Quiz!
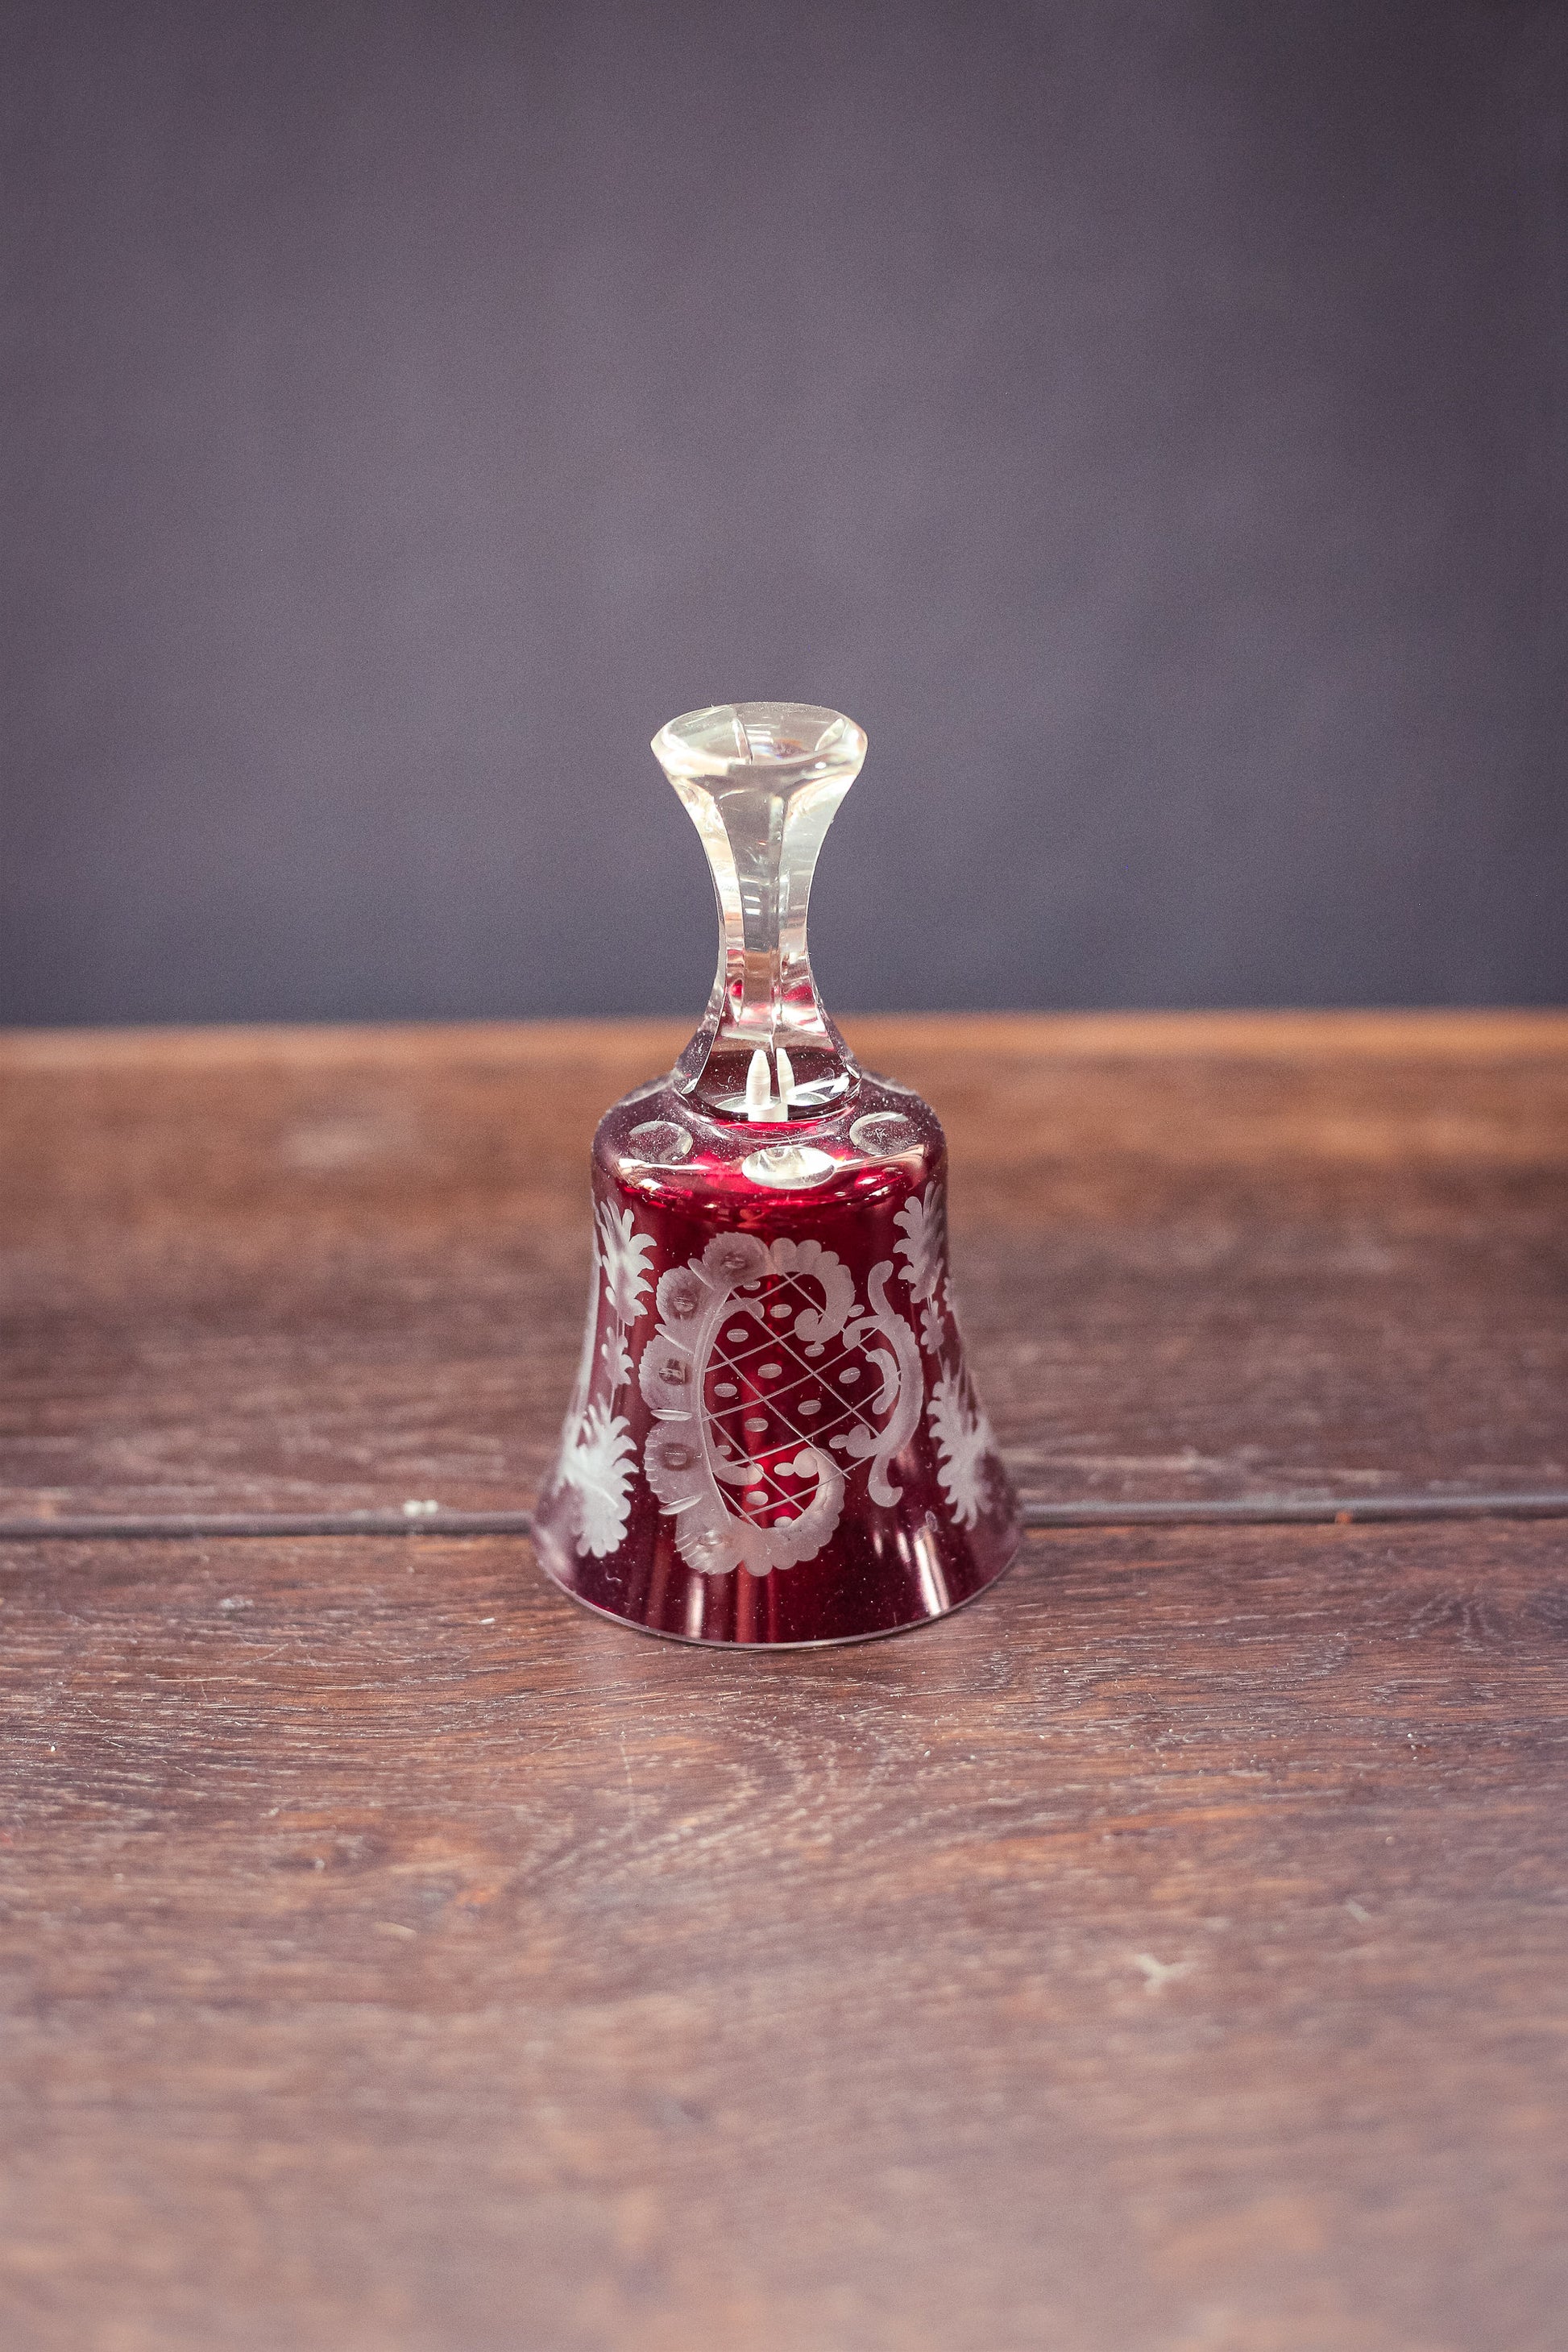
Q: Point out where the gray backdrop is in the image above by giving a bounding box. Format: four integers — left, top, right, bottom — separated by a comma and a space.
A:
3, 0, 1566, 1027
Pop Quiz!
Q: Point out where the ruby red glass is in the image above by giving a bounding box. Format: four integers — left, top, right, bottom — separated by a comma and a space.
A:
533, 703, 1020, 1645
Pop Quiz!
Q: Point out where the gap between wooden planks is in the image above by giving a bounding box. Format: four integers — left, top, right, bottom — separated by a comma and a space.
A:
3, 1490, 1567, 1541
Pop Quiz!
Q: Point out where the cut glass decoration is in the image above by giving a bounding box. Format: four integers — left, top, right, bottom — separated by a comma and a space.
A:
533, 703, 1021, 1645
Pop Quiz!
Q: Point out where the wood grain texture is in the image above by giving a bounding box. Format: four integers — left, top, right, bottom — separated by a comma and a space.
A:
2, 1015, 1566, 2347
2, 1013, 1566, 1516
0, 1518, 1565, 2351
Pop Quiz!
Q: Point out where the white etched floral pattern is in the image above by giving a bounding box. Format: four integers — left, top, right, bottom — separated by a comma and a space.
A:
640, 1231, 923, 1578
555, 1201, 655, 1560
927, 1366, 995, 1529
595, 1201, 657, 1325
894, 1181, 944, 1305
562, 1399, 637, 1557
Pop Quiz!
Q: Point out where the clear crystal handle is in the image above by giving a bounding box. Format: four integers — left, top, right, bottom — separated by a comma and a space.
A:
653, 702, 866, 1121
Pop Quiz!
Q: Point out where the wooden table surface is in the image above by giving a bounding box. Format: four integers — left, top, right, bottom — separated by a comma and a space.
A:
2, 1010, 1566, 2352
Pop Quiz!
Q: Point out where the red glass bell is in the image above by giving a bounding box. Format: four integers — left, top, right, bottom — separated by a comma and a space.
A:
533, 702, 1020, 1645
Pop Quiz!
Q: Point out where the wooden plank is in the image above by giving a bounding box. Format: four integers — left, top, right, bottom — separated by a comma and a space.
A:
2, 1013, 1566, 1517
0, 1516, 1563, 2350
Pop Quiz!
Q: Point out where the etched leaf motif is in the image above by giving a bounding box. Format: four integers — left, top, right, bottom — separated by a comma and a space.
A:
564, 1400, 637, 1557
893, 1181, 944, 1305
595, 1201, 657, 1324
928, 1367, 994, 1530
918, 1299, 945, 1355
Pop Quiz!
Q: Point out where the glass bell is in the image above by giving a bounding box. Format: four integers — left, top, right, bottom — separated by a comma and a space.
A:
533, 702, 1021, 1645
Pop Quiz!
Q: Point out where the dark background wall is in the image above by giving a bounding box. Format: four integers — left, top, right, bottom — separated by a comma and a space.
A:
3, 0, 1565, 1028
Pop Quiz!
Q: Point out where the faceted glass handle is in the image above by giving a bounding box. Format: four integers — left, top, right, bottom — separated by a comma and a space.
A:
653, 702, 866, 1122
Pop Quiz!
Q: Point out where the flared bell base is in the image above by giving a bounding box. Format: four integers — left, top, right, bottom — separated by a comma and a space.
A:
533, 1056, 1023, 1649
533, 1481, 1023, 1648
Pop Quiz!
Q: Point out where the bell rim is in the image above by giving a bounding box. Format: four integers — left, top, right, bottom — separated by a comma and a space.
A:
533, 1525, 1023, 1651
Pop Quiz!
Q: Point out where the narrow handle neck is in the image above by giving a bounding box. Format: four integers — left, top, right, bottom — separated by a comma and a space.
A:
653, 703, 865, 1122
